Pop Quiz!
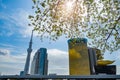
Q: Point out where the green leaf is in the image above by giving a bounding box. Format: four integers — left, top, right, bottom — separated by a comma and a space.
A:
32, 6, 34, 9
28, 15, 34, 19
32, 0, 36, 4
89, 0, 93, 3
29, 0, 120, 53
41, 2, 45, 7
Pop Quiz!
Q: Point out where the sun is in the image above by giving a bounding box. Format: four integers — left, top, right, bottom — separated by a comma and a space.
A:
66, 1, 73, 11
65, 0, 75, 12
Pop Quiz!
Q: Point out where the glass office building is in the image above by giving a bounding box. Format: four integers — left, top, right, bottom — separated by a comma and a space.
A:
68, 38, 90, 75
31, 48, 48, 75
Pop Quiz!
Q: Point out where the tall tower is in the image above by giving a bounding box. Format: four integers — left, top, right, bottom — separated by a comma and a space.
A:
68, 38, 90, 75
24, 30, 34, 75
30, 48, 48, 75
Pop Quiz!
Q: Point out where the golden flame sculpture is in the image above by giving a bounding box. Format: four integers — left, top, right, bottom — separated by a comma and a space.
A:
96, 49, 115, 66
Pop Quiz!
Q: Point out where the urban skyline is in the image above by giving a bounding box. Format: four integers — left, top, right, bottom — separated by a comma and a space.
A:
0, 0, 120, 75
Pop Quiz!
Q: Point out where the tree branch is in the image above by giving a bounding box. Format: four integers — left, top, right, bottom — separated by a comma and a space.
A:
106, 16, 120, 41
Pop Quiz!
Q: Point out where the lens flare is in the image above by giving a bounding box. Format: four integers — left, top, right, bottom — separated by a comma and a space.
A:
65, 0, 75, 12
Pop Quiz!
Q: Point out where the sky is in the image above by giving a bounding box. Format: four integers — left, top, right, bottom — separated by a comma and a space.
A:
0, 0, 120, 75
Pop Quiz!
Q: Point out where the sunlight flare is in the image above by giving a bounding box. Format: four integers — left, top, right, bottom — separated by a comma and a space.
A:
65, 0, 75, 12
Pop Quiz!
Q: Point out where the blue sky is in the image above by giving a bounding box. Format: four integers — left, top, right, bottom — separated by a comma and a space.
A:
0, 0, 120, 75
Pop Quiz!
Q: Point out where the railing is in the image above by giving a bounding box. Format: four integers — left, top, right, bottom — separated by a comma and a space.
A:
0, 75, 120, 79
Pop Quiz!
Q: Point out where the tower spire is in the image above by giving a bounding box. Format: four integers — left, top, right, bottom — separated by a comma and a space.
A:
29, 30, 33, 49
24, 30, 34, 75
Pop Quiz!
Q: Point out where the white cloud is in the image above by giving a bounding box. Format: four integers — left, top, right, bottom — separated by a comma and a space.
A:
48, 49, 69, 75
0, 54, 25, 64
7, 9, 34, 37
0, 30, 13, 37
0, 43, 16, 48
0, 48, 10, 56
0, 48, 26, 75
0, 8, 37, 37
116, 50, 120, 60
117, 66, 120, 74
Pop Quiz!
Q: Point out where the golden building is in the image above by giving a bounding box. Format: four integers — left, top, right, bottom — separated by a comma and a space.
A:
68, 38, 90, 75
